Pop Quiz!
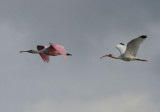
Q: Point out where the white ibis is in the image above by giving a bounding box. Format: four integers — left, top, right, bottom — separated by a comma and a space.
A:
100, 35, 147, 62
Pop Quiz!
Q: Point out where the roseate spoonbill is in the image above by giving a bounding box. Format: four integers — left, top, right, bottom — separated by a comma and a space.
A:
100, 35, 147, 62
20, 43, 72, 63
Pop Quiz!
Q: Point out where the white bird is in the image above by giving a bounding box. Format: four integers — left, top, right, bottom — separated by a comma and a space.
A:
100, 35, 148, 62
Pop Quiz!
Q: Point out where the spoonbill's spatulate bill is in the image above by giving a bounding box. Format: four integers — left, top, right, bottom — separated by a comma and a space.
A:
20, 43, 72, 63
100, 35, 148, 62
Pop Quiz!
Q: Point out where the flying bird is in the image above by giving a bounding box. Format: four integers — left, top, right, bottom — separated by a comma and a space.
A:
100, 35, 148, 62
20, 43, 72, 63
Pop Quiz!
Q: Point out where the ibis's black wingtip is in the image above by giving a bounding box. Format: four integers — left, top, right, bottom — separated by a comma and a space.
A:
140, 35, 147, 38
120, 43, 124, 45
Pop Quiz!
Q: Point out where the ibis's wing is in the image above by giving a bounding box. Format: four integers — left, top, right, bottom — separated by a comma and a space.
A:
116, 43, 126, 55
37, 45, 49, 63
124, 35, 147, 57
49, 43, 67, 58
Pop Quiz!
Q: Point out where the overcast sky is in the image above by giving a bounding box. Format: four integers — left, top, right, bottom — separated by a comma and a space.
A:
0, 0, 160, 112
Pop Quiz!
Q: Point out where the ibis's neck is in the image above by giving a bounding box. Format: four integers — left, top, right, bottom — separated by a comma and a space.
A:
111, 55, 121, 59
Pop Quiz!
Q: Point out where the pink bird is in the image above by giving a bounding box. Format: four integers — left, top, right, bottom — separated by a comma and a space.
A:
20, 43, 72, 63
100, 35, 147, 62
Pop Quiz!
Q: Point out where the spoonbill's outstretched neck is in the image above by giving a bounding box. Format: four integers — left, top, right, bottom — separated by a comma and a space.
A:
100, 35, 148, 62
20, 43, 72, 63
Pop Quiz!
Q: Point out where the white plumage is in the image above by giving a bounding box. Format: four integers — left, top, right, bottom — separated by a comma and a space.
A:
116, 43, 126, 55
100, 35, 147, 62
124, 36, 146, 57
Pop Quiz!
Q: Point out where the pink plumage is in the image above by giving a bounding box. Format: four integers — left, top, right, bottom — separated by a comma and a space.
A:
20, 43, 72, 63
37, 46, 50, 63
49, 43, 67, 58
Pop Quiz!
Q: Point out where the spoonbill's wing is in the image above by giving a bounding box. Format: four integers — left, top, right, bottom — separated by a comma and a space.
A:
124, 35, 147, 57
116, 43, 126, 55
49, 43, 67, 58
37, 45, 49, 63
